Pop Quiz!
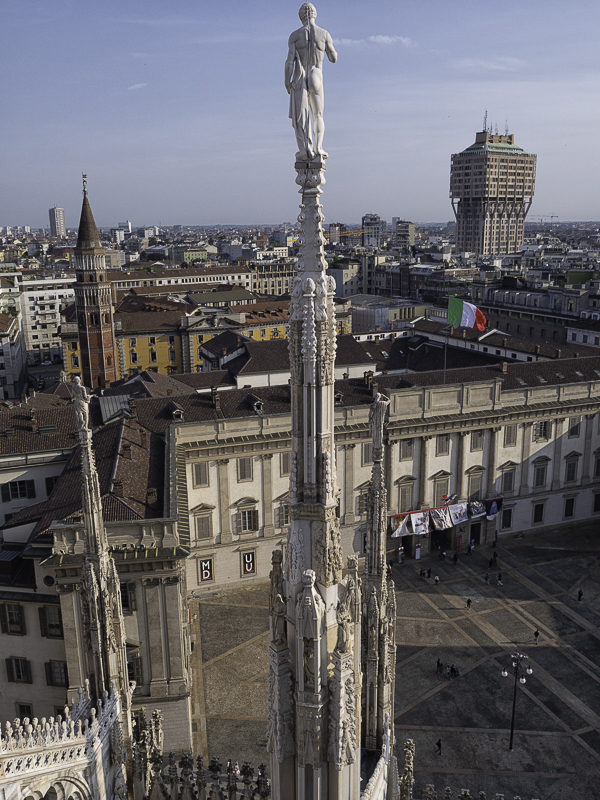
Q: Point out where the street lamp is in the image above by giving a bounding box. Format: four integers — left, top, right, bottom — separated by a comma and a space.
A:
501, 650, 533, 750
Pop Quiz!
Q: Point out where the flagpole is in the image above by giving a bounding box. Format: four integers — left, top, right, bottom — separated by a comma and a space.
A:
443, 327, 448, 384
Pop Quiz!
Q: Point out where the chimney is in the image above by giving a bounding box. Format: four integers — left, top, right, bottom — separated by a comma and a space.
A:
371, 381, 379, 396
21, 393, 27, 404
113, 479, 123, 497
28, 388, 35, 398
501, 361, 508, 373
122, 442, 132, 459
535, 344, 540, 354
105, 380, 111, 389
166, 389, 174, 396
211, 387, 220, 410
502, 338, 508, 347
147, 487, 158, 504
139, 429, 148, 449
343, 372, 349, 380
555, 349, 561, 358
128, 398, 137, 418
574, 351, 579, 358
462, 329, 466, 338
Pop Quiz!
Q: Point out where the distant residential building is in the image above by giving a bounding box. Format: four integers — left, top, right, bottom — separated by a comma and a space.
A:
172, 246, 208, 264
362, 213, 383, 248
327, 259, 361, 297
111, 228, 125, 243
327, 222, 346, 245
20, 272, 75, 365
394, 220, 415, 251
450, 130, 536, 254
48, 207, 66, 238
0, 313, 25, 399
118, 220, 132, 233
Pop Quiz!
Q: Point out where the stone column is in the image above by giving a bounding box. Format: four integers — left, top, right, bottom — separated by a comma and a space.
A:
418, 436, 432, 508
455, 432, 467, 500
163, 576, 186, 693
386, 440, 397, 515
551, 418, 564, 491
143, 577, 168, 697
343, 444, 355, 525
261, 453, 275, 537
217, 459, 232, 543
60, 587, 86, 693
582, 414, 595, 485
520, 422, 533, 495
486, 427, 501, 497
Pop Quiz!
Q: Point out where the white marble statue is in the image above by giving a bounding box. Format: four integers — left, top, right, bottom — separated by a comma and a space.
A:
72, 376, 91, 431
285, 3, 337, 160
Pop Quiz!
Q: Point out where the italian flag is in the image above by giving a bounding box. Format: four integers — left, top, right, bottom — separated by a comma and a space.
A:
447, 296, 486, 331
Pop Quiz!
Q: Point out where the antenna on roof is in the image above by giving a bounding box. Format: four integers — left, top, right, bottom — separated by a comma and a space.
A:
483, 110, 488, 131
494, 120, 498, 135
505, 120, 509, 136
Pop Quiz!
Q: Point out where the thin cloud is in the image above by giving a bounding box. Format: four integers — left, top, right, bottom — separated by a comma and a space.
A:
368, 35, 413, 47
127, 83, 147, 91
455, 56, 526, 72
126, 18, 197, 27
334, 35, 415, 48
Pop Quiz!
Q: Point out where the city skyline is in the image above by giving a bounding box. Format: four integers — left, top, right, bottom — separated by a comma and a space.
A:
2, 0, 600, 228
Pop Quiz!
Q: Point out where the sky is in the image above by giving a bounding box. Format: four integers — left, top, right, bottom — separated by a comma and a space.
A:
2, 0, 600, 229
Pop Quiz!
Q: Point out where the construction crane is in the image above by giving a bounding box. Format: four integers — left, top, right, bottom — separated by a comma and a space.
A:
322, 228, 375, 239
528, 214, 559, 225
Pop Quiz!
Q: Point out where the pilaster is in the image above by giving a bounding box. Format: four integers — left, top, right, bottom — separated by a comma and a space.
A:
262, 453, 275, 537
455, 432, 467, 500
551, 418, 564, 491
343, 444, 356, 524
143, 577, 168, 697
582, 414, 595, 485
486, 427, 500, 497
217, 459, 232, 543
520, 422, 533, 495
418, 436, 432, 508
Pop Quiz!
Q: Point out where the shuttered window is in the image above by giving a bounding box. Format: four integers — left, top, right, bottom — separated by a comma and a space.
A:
363, 443, 373, 465
471, 430, 484, 452
436, 435, 450, 456
1, 481, 36, 503
195, 514, 213, 540
237, 508, 259, 533
38, 606, 63, 638
434, 479, 449, 507
280, 451, 291, 477
399, 484, 413, 513
45, 661, 68, 687
194, 462, 209, 487
238, 457, 253, 482
399, 439, 414, 461
504, 425, 517, 447
119, 582, 137, 613
0, 604, 26, 635
468, 474, 482, 502
6, 658, 32, 683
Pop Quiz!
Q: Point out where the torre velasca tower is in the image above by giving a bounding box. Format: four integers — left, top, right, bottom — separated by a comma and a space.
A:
450, 129, 536, 255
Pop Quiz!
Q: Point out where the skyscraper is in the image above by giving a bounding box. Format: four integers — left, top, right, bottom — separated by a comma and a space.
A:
48, 206, 66, 237
73, 178, 117, 388
450, 130, 536, 255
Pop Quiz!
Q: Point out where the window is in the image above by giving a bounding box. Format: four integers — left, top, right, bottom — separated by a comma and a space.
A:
564, 497, 575, 518
541, 329, 546, 337
6, 658, 32, 683
0, 604, 26, 635
281, 451, 291, 477
502, 469, 515, 493
501, 508, 513, 529
595, 456, 600, 479
357, 491, 369, 516
594, 494, 600, 513
278, 503, 290, 528
399, 439, 413, 461
363, 442, 373, 465
38, 606, 63, 638
565, 460, 578, 483
471, 430, 484, 452
129, 338, 137, 347
533, 503, 544, 524
534, 421, 551, 441
90, 314, 98, 326
398, 482, 413, 513
120, 582, 137, 613
149, 337, 156, 346
45, 661, 68, 687
434, 478, 449, 507
45, 475, 60, 497
17, 703, 32, 719
169, 336, 175, 345
238, 457, 253, 482
149, 350, 157, 363
504, 425, 517, 447
71, 354, 79, 368
197, 335, 204, 344
70, 341, 78, 350
534, 464, 547, 488
194, 462, 209, 487
238, 507, 259, 532
568, 417, 581, 438
1, 480, 36, 502
195, 514, 213, 540
169, 349, 177, 362
436, 434, 450, 456
468, 473, 482, 502
583, 335, 588, 344
260, 329, 266, 338
130, 351, 138, 364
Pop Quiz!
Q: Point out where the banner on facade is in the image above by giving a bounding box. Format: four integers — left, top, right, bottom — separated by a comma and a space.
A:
469, 500, 486, 518
449, 502, 468, 526
411, 511, 431, 536
390, 513, 410, 537
430, 506, 453, 530
485, 497, 503, 520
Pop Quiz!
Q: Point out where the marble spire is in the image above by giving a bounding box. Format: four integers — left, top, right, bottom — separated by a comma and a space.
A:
269, 7, 361, 799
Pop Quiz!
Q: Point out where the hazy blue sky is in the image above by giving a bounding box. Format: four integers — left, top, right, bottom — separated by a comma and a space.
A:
2, 0, 600, 228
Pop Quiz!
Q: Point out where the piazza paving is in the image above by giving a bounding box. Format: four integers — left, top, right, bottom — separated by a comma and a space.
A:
189, 526, 600, 798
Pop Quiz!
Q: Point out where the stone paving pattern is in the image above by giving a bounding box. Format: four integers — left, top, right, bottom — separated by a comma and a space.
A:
189, 527, 600, 798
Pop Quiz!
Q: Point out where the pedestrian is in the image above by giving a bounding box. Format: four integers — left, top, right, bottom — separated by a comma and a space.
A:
435, 738, 442, 755
435, 575, 440, 585
534, 629, 539, 645
489, 558, 494, 569
450, 664, 456, 679
438, 661, 444, 677
427, 567, 432, 579
578, 589, 584, 602
485, 573, 490, 585
436, 658, 442, 674
453, 552, 458, 565
466, 598, 472, 610
442, 551, 447, 561
497, 573, 503, 586
387, 563, 393, 579
446, 665, 451, 679
419, 567, 425, 578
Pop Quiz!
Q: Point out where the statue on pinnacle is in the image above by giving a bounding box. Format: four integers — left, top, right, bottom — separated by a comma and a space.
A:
285, 3, 337, 161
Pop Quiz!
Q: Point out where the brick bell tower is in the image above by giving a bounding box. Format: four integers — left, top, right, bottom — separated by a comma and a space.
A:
73, 174, 117, 388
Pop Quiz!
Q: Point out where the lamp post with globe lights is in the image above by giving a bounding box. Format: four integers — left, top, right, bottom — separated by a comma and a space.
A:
501, 649, 533, 750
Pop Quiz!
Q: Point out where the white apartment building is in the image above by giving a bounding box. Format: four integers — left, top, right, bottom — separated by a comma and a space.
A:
19, 273, 76, 364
